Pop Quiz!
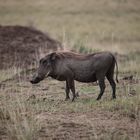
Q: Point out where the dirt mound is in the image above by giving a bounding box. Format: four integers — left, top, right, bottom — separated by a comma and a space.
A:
0, 25, 63, 69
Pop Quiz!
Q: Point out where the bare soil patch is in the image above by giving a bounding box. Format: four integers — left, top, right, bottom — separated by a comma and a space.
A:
36, 110, 137, 140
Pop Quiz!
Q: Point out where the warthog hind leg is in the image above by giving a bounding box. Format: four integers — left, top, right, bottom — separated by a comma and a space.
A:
96, 78, 106, 100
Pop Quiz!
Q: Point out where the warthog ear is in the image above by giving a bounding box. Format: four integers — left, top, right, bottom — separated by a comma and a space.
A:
50, 52, 57, 61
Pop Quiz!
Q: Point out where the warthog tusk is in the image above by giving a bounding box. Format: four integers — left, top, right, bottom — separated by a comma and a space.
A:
46, 71, 50, 77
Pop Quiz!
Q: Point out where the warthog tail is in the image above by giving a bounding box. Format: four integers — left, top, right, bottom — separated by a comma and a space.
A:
114, 55, 119, 83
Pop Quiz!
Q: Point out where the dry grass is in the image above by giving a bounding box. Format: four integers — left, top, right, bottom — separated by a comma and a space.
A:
0, 0, 140, 50
0, 64, 139, 139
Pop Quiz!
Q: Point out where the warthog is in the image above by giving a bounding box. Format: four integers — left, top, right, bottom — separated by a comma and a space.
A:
30, 51, 118, 101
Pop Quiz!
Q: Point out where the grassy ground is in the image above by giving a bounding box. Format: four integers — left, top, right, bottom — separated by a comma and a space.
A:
0, 0, 140, 140
0, 69, 139, 140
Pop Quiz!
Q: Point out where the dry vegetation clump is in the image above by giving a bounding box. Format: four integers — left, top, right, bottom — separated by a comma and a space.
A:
0, 25, 63, 69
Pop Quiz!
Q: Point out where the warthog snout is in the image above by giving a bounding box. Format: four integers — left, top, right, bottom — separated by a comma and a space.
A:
30, 74, 44, 84
30, 77, 41, 84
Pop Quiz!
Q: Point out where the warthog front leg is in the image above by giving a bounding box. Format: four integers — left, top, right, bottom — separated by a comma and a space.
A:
65, 80, 70, 100
67, 79, 76, 102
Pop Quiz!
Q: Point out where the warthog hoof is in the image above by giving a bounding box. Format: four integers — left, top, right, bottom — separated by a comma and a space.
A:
65, 97, 70, 101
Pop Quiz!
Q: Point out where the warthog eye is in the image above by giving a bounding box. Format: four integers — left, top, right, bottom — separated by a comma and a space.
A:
42, 60, 47, 64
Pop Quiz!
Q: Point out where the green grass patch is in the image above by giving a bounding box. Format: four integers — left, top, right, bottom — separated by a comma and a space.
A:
80, 86, 96, 94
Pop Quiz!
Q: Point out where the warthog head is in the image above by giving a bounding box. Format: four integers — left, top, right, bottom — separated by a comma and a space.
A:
30, 53, 56, 84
